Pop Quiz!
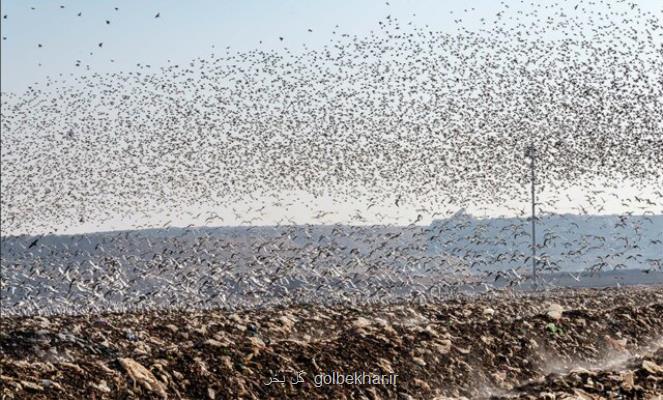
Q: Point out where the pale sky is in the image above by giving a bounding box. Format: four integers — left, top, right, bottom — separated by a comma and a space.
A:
3, 0, 662, 94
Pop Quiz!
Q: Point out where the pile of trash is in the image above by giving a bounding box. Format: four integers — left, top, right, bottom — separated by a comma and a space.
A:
493, 347, 663, 399
1, 286, 662, 399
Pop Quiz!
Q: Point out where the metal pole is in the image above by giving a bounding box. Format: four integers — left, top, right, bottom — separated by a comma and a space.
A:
529, 146, 537, 284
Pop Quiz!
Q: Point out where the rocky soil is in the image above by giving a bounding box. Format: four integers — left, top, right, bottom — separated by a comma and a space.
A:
1, 286, 662, 399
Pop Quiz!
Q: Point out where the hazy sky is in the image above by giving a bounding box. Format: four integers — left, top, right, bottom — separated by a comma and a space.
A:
1, 0, 479, 93
1, 1, 662, 235
4, 0, 662, 94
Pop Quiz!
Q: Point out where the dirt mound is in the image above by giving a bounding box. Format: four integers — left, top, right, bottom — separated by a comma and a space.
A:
492, 347, 663, 399
1, 286, 662, 399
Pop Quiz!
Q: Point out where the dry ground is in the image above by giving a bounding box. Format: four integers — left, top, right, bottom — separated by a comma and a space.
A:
1, 286, 663, 399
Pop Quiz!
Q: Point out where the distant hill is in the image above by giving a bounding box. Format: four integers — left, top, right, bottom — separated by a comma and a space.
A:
429, 211, 662, 272
2, 212, 661, 273
2, 212, 661, 315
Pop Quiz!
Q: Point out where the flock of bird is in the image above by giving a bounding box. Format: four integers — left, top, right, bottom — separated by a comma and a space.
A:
1, 0, 662, 316
2, 210, 662, 315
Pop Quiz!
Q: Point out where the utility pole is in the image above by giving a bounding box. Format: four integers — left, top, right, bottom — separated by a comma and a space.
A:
525, 145, 537, 284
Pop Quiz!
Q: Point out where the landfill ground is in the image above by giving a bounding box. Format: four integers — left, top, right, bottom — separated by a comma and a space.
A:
1, 286, 662, 399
